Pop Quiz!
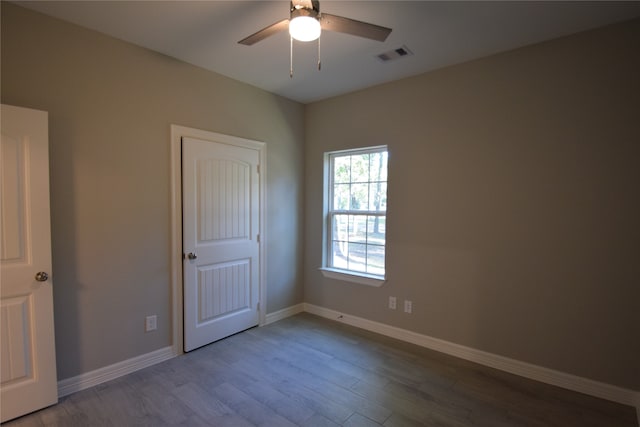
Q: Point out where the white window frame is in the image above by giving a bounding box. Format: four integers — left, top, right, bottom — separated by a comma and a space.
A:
320, 145, 388, 287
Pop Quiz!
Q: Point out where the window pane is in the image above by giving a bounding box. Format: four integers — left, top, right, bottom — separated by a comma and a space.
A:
369, 151, 386, 181
350, 183, 369, 211
332, 214, 349, 243
366, 244, 385, 275
334, 156, 351, 183
367, 215, 386, 245
333, 183, 350, 210
331, 241, 348, 269
351, 154, 370, 183
368, 182, 387, 211
349, 215, 368, 243
347, 243, 367, 272
347, 215, 356, 241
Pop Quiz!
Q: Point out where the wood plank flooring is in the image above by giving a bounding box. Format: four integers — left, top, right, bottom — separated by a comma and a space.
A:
4, 313, 637, 426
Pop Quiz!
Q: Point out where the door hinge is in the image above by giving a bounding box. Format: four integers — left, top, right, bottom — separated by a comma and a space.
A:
256, 234, 260, 243
257, 302, 260, 312
257, 164, 260, 174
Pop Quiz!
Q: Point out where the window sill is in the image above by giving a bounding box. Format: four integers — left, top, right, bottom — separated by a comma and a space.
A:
319, 268, 386, 287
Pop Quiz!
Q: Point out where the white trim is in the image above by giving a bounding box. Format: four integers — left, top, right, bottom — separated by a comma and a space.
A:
169, 125, 184, 357
57, 346, 177, 397
319, 268, 385, 287
303, 303, 640, 409
264, 303, 305, 325
258, 139, 267, 328
170, 125, 267, 356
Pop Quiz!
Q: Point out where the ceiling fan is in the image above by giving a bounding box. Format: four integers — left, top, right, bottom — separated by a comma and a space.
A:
238, 0, 392, 76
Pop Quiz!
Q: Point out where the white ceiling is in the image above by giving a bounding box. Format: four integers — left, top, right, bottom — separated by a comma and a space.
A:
14, 1, 640, 104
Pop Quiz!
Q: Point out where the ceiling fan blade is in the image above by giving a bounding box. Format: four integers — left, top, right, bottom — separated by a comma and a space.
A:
238, 19, 290, 45
320, 13, 391, 42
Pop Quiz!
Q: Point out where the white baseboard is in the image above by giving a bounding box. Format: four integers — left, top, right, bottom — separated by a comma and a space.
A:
264, 303, 305, 325
303, 303, 640, 410
57, 346, 177, 397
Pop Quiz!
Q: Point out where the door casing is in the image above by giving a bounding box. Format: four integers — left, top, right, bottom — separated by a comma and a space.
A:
170, 125, 266, 354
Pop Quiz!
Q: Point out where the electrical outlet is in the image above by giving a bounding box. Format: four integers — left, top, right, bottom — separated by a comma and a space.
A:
145, 315, 157, 332
389, 296, 397, 309
404, 300, 412, 314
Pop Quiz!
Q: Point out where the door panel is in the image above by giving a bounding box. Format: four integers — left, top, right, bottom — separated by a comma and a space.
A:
0, 131, 27, 262
197, 259, 251, 322
196, 157, 251, 242
183, 136, 261, 352
1, 296, 33, 384
0, 104, 57, 422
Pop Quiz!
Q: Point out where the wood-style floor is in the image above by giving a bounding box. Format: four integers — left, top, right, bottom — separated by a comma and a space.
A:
5, 313, 637, 426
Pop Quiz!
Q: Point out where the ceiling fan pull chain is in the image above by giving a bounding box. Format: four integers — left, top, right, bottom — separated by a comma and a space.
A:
290, 35, 294, 78
318, 34, 321, 71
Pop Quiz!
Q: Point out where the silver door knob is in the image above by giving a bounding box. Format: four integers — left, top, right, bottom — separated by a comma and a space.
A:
35, 271, 49, 282
187, 252, 197, 260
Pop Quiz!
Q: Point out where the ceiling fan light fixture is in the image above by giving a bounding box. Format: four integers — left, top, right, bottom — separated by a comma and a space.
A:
289, 15, 321, 42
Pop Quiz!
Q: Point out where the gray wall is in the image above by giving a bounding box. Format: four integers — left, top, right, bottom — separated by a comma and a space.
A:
1, 3, 305, 380
305, 18, 640, 390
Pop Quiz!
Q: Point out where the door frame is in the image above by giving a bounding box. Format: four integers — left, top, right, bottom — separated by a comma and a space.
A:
170, 124, 266, 355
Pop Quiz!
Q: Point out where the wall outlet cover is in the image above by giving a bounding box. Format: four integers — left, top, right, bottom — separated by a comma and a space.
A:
404, 300, 412, 314
145, 315, 157, 332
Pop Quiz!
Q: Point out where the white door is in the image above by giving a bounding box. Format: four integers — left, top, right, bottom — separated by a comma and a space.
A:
0, 104, 57, 422
182, 135, 261, 352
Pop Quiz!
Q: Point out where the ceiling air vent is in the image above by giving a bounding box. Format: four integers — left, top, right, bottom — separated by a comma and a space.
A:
377, 45, 413, 62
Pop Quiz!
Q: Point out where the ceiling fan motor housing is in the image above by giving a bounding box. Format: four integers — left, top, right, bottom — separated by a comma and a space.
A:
290, 0, 320, 20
